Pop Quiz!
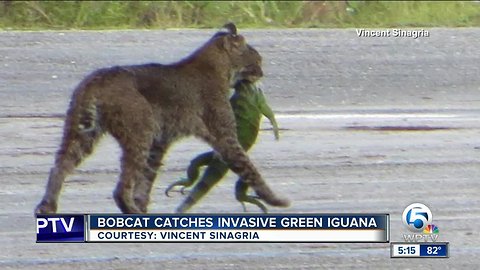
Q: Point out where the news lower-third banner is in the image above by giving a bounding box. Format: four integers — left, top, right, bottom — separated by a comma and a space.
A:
36, 214, 389, 243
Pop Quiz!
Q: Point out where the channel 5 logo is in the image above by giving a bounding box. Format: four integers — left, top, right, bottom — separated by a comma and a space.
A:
402, 203, 433, 232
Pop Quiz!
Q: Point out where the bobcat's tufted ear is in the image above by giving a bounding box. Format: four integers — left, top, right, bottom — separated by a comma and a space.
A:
222, 22, 237, 36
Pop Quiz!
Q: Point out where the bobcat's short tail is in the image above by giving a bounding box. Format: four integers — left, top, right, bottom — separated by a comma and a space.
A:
77, 101, 98, 133
68, 71, 103, 134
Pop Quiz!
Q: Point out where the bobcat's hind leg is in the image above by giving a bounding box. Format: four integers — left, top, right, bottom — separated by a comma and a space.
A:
35, 120, 102, 214
114, 145, 150, 214
105, 88, 158, 213
133, 138, 171, 213
112, 127, 154, 214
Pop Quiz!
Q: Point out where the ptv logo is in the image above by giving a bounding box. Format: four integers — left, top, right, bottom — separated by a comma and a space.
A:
36, 214, 85, 242
36, 217, 75, 233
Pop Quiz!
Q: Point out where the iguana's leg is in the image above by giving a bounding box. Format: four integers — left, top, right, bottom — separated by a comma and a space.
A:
235, 179, 268, 213
175, 157, 229, 213
165, 152, 214, 196
257, 89, 280, 140
230, 88, 278, 212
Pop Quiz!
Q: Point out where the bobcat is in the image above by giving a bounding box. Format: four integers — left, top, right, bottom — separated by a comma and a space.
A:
35, 23, 290, 214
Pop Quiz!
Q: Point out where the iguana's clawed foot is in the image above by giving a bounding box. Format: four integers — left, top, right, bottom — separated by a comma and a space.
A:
235, 181, 268, 213
165, 178, 193, 197
238, 194, 268, 213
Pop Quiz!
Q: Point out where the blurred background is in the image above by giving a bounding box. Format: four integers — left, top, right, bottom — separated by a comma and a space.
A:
1, 0, 479, 30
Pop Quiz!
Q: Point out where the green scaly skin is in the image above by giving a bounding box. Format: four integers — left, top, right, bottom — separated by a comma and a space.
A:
165, 80, 279, 213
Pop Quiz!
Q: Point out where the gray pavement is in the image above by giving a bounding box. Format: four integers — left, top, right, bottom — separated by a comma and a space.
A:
0, 28, 479, 269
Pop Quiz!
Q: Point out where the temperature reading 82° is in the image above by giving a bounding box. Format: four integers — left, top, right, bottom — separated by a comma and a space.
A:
427, 246, 441, 255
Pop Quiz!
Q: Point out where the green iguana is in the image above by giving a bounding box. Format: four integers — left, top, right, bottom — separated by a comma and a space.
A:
165, 68, 279, 213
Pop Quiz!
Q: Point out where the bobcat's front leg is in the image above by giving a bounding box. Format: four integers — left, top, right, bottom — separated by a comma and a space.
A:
201, 101, 289, 208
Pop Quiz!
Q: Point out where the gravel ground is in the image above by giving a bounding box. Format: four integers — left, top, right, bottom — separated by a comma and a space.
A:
0, 28, 479, 269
